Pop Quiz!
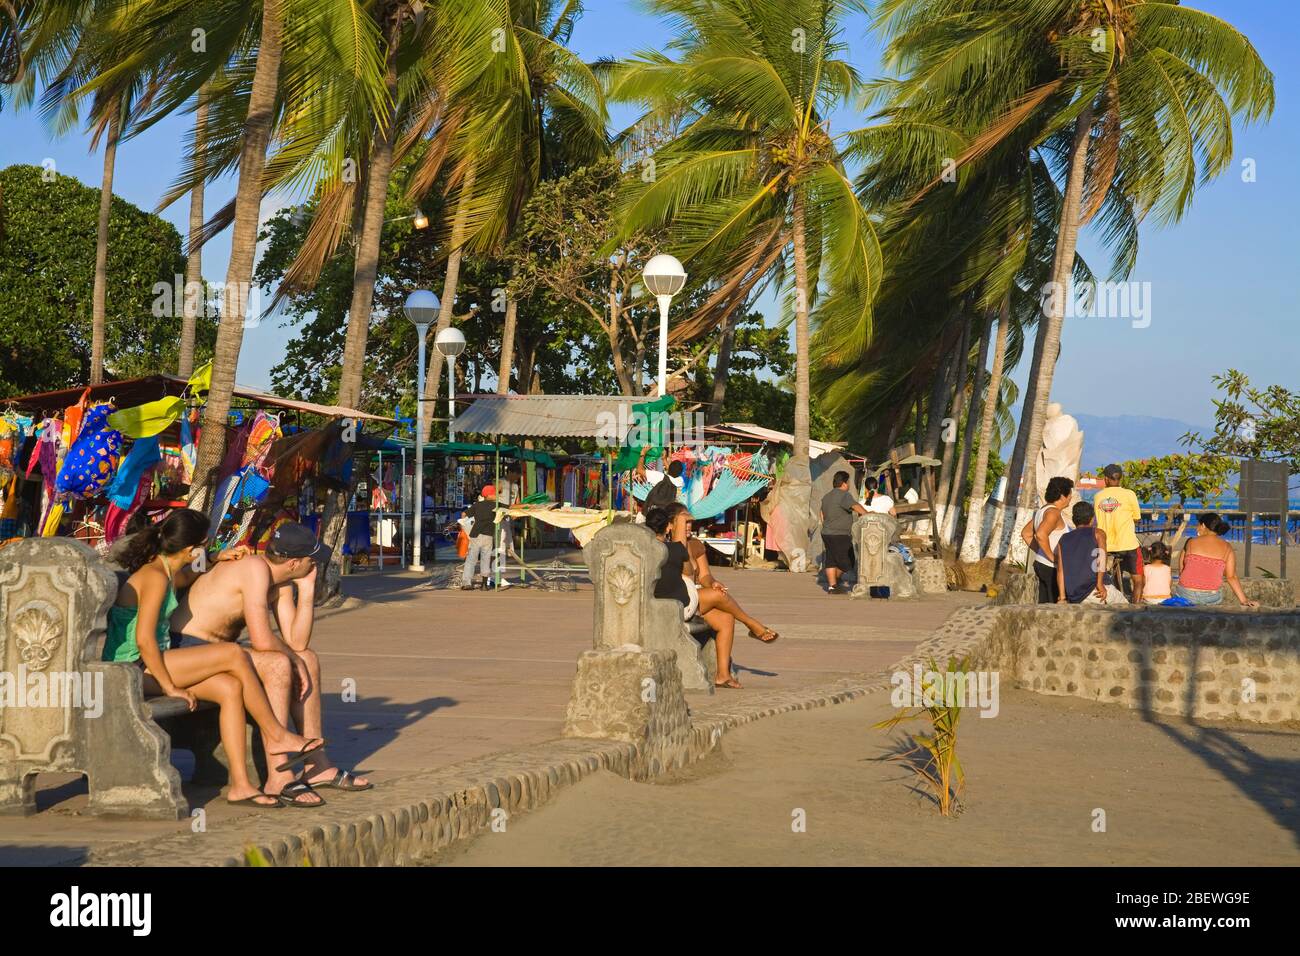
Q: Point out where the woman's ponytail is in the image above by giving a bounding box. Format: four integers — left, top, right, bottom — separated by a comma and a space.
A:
118, 508, 211, 573
118, 523, 166, 573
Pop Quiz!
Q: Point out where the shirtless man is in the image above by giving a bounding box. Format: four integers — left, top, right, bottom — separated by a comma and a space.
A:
172, 522, 371, 805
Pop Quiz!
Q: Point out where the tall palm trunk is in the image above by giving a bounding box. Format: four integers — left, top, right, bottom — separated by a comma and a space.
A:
960, 295, 1009, 562
934, 317, 971, 532
921, 337, 956, 460
707, 305, 738, 425
178, 93, 208, 378
944, 310, 992, 543
90, 104, 120, 385
984, 321, 1044, 558
422, 162, 476, 440
496, 293, 517, 393
1005, 103, 1094, 564
338, 26, 401, 411
322, 19, 402, 577
790, 190, 811, 464
188, 0, 285, 511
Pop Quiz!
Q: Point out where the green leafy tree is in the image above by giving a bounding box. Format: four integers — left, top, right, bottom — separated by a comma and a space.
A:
0, 164, 207, 397
1084, 454, 1233, 511
1183, 371, 1300, 468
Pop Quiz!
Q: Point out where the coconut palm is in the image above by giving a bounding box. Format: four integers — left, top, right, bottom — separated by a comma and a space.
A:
874, 0, 1273, 561
611, 0, 880, 468
81, 0, 392, 505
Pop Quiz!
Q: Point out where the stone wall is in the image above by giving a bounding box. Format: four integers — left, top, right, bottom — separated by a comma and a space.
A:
984, 605, 1300, 723
993, 569, 1295, 609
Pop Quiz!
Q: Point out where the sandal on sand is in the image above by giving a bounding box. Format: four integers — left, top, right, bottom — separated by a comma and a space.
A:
714, 676, 743, 690
311, 769, 373, 792
227, 792, 284, 810
272, 779, 326, 808
272, 738, 325, 772
749, 628, 779, 643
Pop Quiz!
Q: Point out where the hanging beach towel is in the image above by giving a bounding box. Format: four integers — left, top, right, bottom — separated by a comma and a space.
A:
106, 436, 162, 509
55, 403, 124, 497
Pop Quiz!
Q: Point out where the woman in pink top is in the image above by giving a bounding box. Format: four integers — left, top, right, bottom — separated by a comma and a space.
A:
1175, 513, 1258, 607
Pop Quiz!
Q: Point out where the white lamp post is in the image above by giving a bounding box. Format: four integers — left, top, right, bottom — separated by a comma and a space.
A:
642, 253, 687, 398
404, 289, 440, 571
435, 327, 466, 442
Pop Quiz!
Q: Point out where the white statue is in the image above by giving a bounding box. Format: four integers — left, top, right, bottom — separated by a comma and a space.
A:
1036, 403, 1085, 504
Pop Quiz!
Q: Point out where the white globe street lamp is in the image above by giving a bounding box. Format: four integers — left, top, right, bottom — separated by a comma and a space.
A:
435, 327, 466, 443
642, 253, 687, 398
404, 289, 440, 571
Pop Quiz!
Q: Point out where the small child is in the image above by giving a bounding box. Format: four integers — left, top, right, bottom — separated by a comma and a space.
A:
1143, 541, 1173, 604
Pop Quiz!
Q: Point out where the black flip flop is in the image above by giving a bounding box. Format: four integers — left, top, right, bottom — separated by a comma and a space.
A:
310, 769, 373, 792
271, 779, 326, 808
272, 738, 325, 772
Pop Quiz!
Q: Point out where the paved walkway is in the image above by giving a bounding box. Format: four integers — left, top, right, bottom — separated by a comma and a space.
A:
0, 560, 981, 864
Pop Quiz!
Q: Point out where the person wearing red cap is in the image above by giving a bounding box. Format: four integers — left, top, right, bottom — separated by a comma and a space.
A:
461, 485, 498, 590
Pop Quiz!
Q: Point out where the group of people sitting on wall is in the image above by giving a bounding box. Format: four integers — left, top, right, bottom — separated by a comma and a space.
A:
1024, 464, 1259, 608
106, 508, 372, 809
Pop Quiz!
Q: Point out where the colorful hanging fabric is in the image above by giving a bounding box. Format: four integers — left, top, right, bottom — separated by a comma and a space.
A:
611, 395, 676, 472
55, 403, 123, 498
106, 360, 213, 438
61, 388, 91, 449
179, 410, 197, 485
106, 436, 161, 509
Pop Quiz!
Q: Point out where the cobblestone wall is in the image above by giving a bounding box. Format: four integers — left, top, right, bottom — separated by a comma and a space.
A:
985, 605, 1300, 723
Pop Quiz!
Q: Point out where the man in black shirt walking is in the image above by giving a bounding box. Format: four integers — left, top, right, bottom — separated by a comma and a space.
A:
460, 485, 498, 590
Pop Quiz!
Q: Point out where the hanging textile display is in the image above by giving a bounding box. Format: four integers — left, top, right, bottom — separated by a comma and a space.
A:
106, 435, 161, 510
55, 403, 124, 498
611, 394, 676, 472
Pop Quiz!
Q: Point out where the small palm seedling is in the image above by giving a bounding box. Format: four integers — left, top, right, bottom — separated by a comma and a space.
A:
874, 657, 968, 817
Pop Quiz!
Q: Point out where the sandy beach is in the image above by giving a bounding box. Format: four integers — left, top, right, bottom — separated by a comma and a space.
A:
438, 688, 1300, 867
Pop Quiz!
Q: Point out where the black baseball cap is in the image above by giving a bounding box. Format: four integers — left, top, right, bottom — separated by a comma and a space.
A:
1102, 463, 1123, 479
268, 522, 332, 565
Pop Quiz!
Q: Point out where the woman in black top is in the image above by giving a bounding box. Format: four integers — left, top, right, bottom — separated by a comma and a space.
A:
646, 506, 744, 690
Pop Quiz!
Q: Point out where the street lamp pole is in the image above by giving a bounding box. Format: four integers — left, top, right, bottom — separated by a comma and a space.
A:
642, 254, 687, 398
404, 289, 440, 572
436, 328, 467, 443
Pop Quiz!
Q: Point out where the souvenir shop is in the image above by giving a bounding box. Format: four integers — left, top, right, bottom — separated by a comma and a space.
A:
352, 436, 576, 566
0, 368, 388, 557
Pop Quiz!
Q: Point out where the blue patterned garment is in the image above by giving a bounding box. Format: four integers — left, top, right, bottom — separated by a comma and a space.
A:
54, 404, 124, 498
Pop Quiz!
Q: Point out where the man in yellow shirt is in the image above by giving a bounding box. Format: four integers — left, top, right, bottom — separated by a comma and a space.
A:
1093, 463, 1144, 603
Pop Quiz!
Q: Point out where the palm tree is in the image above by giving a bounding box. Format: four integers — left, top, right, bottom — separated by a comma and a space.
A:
87, 0, 391, 506
874, 0, 1273, 563
611, 0, 880, 468
409, 0, 606, 422
177, 85, 207, 378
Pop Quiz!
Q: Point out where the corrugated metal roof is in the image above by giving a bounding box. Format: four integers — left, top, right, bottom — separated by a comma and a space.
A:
712, 422, 846, 458
454, 394, 640, 439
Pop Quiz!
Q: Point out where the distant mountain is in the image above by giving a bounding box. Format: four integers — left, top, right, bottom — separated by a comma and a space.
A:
1071, 414, 1211, 471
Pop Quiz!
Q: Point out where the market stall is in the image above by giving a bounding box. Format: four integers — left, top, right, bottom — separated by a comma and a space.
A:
0, 368, 391, 559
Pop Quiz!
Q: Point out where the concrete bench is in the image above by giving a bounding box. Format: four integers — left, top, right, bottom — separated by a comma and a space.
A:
1, 539, 259, 820
144, 692, 264, 790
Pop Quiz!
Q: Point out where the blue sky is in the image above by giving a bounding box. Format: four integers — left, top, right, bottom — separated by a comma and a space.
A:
1, 0, 1294, 432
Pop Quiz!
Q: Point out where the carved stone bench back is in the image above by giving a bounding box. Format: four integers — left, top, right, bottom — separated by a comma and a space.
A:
584, 524, 713, 690
0, 538, 184, 819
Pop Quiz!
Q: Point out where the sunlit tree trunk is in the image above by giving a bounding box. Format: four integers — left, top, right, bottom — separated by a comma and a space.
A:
90, 105, 120, 384
178, 93, 208, 378
189, 0, 285, 510
960, 295, 1009, 562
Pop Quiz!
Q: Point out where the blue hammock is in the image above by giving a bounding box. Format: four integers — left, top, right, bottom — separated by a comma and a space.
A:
633, 469, 768, 520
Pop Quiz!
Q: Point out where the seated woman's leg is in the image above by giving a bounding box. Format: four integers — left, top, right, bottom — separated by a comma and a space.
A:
187, 672, 276, 805
701, 608, 738, 687
160, 644, 318, 759
696, 587, 775, 640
